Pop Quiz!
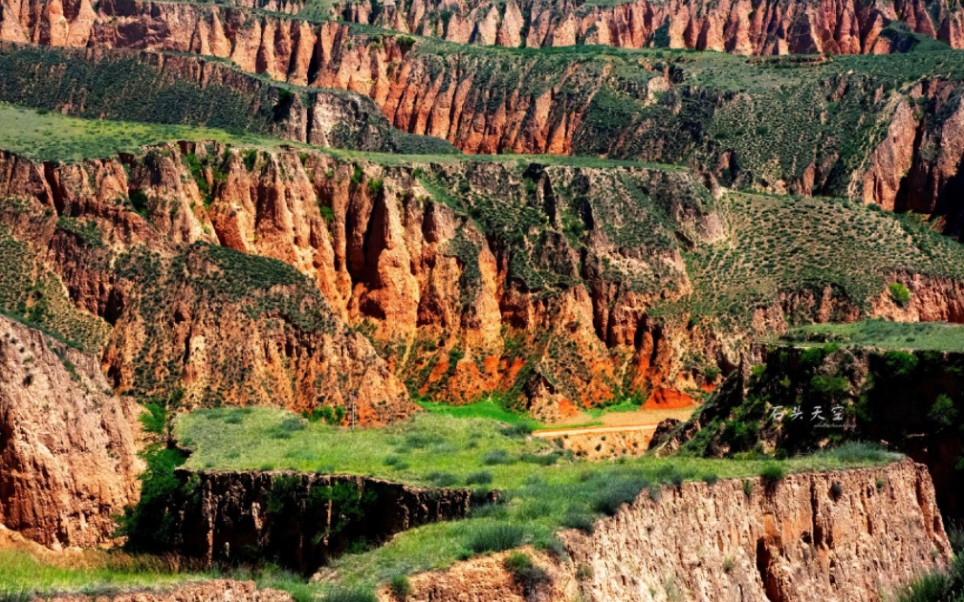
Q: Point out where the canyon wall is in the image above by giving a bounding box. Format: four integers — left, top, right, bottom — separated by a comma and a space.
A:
388, 460, 952, 601
1, 0, 961, 223
0, 315, 142, 548
3, 142, 964, 414
0, 142, 728, 415
172, 470, 486, 574
565, 459, 950, 602
0, 146, 414, 421
340, 0, 964, 53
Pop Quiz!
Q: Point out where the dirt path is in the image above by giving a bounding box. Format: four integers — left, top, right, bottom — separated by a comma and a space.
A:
533, 423, 660, 438
532, 407, 695, 457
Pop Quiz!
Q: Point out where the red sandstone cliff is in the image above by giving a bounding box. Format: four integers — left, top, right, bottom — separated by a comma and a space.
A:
4, 142, 964, 415
0, 143, 724, 415
0, 146, 414, 422
341, 0, 963, 53
0, 315, 142, 548
1, 1, 961, 219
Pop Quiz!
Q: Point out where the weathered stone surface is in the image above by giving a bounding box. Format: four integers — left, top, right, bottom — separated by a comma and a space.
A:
565, 460, 951, 602
0, 315, 142, 548
387, 460, 952, 602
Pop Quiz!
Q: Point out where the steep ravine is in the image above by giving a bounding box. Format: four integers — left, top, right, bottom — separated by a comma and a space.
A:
0, 143, 726, 416
391, 460, 952, 601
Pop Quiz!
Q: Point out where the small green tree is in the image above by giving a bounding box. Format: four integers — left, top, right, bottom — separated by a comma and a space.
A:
928, 394, 958, 430
889, 282, 911, 307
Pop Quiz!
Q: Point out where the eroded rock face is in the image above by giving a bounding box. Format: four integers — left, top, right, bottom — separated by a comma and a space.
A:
0, 147, 414, 422
0, 315, 142, 548
388, 461, 952, 602
42, 580, 295, 601
565, 460, 951, 602
172, 471, 488, 574
0, 144, 724, 414
1, 0, 961, 221
340, 0, 963, 53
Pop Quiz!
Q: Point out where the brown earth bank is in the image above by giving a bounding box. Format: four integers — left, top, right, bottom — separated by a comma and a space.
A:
2, 0, 961, 225
168, 470, 491, 574
37, 580, 295, 601
339, 0, 964, 54
382, 459, 952, 602
0, 315, 142, 549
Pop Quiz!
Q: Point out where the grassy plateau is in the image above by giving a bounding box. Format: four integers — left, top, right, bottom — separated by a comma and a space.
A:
172, 407, 899, 591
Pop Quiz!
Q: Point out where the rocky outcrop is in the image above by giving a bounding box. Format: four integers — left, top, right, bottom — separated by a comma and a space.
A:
172, 470, 489, 574
389, 460, 952, 602
0, 315, 142, 548
564, 460, 950, 602
0, 142, 726, 414
0, 147, 414, 422
340, 0, 964, 53
42, 580, 295, 601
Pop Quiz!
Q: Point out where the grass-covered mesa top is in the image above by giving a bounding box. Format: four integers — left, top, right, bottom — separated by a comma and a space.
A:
781, 320, 964, 352
177, 407, 900, 590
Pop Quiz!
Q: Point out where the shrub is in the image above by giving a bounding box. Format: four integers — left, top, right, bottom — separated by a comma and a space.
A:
520, 451, 560, 465
889, 282, 911, 307
760, 463, 786, 484
742, 480, 753, 498
928, 394, 958, 429
591, 478, 648, 516
482, 450, 513, 465
500, 422, 534, 437
503, 552, 549, 590
465, 470, 493, 485
426, 471, 458, 487
893, 555, 964, 602
388, 574, 410, 600
503, 551, 533, 574
322, 587, 378, 602
466, 523, 526, 553
821, 441, 892, 463
560, 509, 595, 533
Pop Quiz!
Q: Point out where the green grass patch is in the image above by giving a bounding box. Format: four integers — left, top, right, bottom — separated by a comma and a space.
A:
416, 398, 539, 426
177, 408, 899, 590
0, 103, 279, 163
0, 550, 208, 597
782, 320, 964, 352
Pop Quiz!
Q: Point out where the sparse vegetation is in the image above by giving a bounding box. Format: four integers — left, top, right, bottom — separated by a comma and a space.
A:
175, 408, 898, 590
